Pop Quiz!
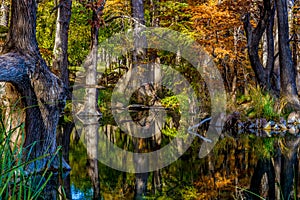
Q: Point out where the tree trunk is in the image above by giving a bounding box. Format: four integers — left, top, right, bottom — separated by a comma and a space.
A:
86, 122, 101, 199
0, 0, 22, 150
131, 0, 149, 198
293, 1, 300, 93
273, 9, 281, 94
81, 2, 103, 117
0, 0, 69, 171
150, 0, 159, 27
243, 0, 276, 92
80, 1, 106, 198
52, 0, 72, 86
52, 0, 74, 170
131, 0, 146, 67
51, 3, 74, 196
276, 0, 300, 107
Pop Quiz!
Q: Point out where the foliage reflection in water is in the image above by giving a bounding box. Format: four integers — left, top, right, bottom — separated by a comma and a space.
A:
66, 121, 300, 199
65, 86, 300, 199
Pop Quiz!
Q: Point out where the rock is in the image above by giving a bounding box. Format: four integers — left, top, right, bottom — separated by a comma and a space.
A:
272, 124, 279, 131
269, 121, 275, 127
287, 112, 300, 124
278, 123, 287, 130
258, 118, 268, 128
237, 128, 244, 135
224, 111, 240, 130
279, 117, 286, 126
237, 120, 244, 130
270, 131, 281, 135
248, 122, 257, 129
262, 121, 272, 130
243, 120, 252, 129
248, 129, 256, 134
288, 126, 299, 134
261, 130, 271, 137
279, 131, 287, 136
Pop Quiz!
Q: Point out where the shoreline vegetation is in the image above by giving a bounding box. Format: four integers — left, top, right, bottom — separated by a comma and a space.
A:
0, 122, 65, 199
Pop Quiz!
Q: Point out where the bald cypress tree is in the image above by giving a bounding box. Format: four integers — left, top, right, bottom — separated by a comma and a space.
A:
0, 0, 69, 171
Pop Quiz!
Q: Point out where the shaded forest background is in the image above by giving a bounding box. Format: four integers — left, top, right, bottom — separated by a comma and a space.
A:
2, 0, 299, 112
1, 0, 300, 115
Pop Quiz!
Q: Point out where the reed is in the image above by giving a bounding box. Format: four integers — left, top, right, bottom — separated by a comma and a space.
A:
0, 114, 58, 199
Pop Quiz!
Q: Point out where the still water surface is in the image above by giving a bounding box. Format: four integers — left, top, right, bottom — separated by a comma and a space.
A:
66, 124, 300, 200
64, 85, 300, 199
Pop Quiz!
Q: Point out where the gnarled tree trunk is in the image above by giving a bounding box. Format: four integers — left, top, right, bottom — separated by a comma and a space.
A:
0, 0, 69, 171
243, 0, 276, 93
244, 0, 300, 108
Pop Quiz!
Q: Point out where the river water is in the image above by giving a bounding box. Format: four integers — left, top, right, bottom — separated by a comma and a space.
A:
65, 122, 300, 200
53, 84, 300, 200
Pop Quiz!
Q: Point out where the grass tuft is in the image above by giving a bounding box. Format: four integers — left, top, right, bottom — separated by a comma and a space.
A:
0, 115, 57, 199
238, 86, 279, 120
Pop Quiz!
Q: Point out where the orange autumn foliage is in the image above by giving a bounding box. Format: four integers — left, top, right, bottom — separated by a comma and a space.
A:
189, 0, 257, 94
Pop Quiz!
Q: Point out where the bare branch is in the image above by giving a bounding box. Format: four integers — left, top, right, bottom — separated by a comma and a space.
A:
188, 117, 212, 143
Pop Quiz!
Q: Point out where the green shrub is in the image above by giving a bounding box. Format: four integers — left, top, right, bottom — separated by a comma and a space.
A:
244, 86, 279, 120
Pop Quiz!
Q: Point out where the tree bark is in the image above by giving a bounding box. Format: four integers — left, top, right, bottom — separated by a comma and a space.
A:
243, 0, 276, 92
52, 0, 74, 171
53, 0, 72, 86
131, 0, 147, 67
276, 0, 300, 107
0, 0, 69, 171
0, 0, 21, 150
273, 8, 281, 94
293, 1, 300, 92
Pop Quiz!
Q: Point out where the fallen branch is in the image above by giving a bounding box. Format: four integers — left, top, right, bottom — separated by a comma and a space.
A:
188, 117, 212, 143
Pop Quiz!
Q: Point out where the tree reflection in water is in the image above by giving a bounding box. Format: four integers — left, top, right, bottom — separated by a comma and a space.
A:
50, 123, 300, 199
54, 86, 300, 199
